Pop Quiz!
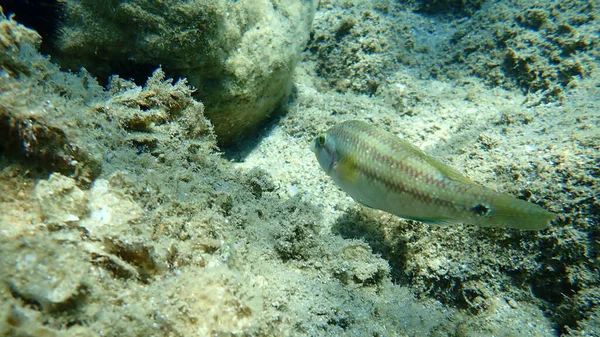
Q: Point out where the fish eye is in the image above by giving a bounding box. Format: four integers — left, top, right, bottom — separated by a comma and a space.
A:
316, 134, 326, 147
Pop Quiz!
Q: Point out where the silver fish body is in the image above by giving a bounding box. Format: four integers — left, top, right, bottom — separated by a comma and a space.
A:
312, 120, 554, 230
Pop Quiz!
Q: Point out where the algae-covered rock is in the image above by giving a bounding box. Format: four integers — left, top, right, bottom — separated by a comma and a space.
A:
35, 173, 88, 223
415, 0, 484, 15
310, 0, 598, 103
308, 4, 394, 95
0, 234, 87, 310
53, 0, 318, 145
0, 10, 42, 76
0, 12, 103, 185
438, 0, 598, 103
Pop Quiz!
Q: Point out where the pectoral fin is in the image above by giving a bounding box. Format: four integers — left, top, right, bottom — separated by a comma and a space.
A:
334, 156, 360, 185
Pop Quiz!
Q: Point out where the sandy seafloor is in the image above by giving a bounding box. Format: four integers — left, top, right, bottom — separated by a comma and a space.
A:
0, 0, 599, 336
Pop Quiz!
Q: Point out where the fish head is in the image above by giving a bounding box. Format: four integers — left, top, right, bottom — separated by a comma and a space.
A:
312, 132, 337, 175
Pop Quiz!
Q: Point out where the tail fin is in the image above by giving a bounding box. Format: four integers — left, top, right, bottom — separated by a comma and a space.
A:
490, 193, 554, 230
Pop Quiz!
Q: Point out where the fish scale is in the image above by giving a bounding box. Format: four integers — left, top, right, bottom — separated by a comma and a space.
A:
312, 120, 554, 230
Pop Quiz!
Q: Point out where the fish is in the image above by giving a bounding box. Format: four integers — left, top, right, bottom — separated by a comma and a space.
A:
312, 120, 554, 230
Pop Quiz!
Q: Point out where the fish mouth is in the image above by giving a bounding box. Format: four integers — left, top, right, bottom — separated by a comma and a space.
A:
310, 139, 318, 154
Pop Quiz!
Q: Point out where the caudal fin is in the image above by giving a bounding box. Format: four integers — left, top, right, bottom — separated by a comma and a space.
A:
490, 193, 554, 230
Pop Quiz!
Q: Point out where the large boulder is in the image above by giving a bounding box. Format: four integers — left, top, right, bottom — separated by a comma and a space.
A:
54, 0, 317, 145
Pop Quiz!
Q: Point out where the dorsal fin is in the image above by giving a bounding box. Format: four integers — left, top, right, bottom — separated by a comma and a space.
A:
396, 137, 474, 184
427, 157, 474, 184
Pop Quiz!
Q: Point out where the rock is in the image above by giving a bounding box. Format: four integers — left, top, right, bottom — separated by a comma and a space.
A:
35, 173, 88, 224
53, 0, 318, 145
0, 235, 86, 309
